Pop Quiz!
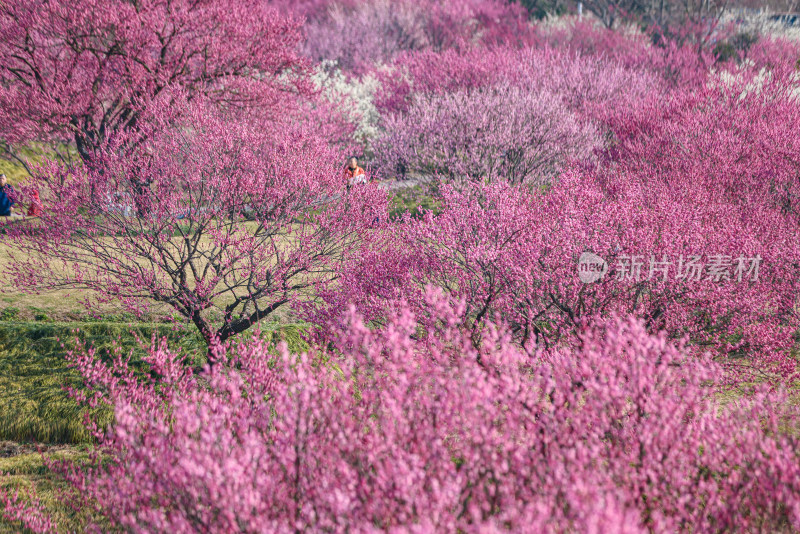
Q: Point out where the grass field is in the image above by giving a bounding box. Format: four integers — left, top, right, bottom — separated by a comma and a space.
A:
0, 144, 77, 187
0, 307, 309, 531
0, 444, 98, 533
0, 318, 199, 531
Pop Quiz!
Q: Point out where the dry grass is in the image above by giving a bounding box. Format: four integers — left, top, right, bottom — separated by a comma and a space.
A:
0, 234, 166, 322
0, 215, 335, 324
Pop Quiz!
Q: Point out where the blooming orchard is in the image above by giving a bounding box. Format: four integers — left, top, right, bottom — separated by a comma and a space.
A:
2, 0, 800, 531
10, 293, 800, 532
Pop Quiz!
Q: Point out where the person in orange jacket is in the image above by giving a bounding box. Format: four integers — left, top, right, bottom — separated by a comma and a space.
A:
27, 189, 43, 217
343, 156, 366, 188
342, 156, 382, 226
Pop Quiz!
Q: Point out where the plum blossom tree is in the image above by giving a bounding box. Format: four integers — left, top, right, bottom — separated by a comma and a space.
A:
302, 0, 532, 73
371, 45, 660, 153
533, 19, 716, 89
0, 0, 312, 171
374, 45, 658, 116
4, 100, 387, 346
11, 294, 800, 531
303, 0, 430, 73
374, 85, 600, 184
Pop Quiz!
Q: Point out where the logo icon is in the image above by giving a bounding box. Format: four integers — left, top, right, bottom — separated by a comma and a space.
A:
577, 252, 608, 283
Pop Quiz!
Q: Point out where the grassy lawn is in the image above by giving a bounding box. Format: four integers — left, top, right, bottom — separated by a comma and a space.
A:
0, 309, 308, 531
0, 144, 78, 187
0, 444, 99, 533
0, 152, 32, 185
0, 319, 180, 531
0, 321, 211, 444
0, 234, 164, 322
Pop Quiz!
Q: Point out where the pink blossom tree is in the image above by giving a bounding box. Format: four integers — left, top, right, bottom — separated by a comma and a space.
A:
4, 100, 386, 347
302, 0, 532, 73
533, 19, 716, 89
374, 85, 600, 184
303, 0, 430, 73
14, 294, 800, 531
0, 0, 312, 172
374, 45, 658, 117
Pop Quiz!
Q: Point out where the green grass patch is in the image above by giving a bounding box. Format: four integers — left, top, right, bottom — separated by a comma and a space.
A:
0, 321, 207, 444
0, 320, 310, 445
389, 185, 441, 220
0, 445, 100, 533
0, 156, 30, 186
0, 143, 80, 186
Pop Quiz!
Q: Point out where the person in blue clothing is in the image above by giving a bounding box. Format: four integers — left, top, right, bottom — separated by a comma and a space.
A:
0, 174, 16, 217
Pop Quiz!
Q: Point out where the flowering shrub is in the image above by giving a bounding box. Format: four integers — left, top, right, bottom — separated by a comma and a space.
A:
303, 0, 429, 73
737, 36, 800, 76
312, 61, 382, 148
537, 18, 651, 59
373, 85, 599, 183
0, 491, 54, 534
17, 294, 800, 532
373, 45, 659, 135
533, 19, 715, 89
